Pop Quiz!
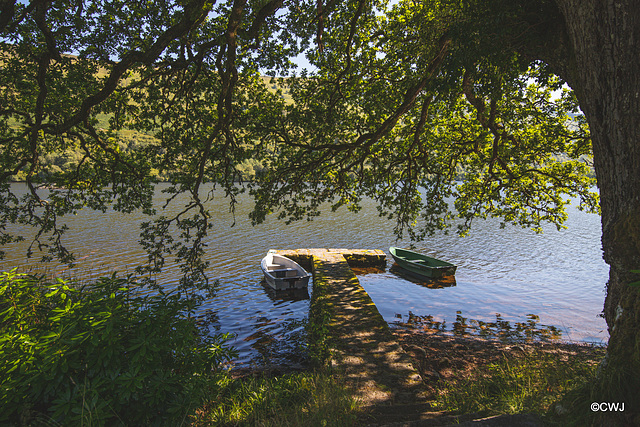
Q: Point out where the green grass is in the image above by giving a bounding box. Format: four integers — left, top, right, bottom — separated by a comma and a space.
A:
196, 342, 607, 426
549, 359, 640, 427
192, 371, 360, 426
432, 346, 605, 419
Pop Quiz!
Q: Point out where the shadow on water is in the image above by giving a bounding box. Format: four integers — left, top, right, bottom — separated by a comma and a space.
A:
389, 264, 457, 288
244, 317, 309, 369
393, 311, 562, 343
222, 281, 311, 371
196, 309, 222, 332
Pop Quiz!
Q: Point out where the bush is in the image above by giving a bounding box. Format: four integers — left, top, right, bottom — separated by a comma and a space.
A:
0, 270, 235, 425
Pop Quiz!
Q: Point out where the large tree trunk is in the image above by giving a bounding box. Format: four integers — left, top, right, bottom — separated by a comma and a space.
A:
555, 0, 640, 414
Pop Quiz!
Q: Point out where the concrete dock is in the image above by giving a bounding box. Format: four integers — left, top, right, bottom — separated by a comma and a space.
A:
271, 249, 427, 410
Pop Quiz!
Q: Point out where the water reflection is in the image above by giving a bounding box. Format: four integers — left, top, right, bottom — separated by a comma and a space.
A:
350, 266, 386, 276
259, 280, 310, 302
389, 264, 457, 288
196, 309, 222, 332
394, 311, 563, 343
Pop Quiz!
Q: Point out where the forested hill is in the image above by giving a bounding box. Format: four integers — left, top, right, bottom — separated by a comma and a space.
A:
3, 51, 290, 183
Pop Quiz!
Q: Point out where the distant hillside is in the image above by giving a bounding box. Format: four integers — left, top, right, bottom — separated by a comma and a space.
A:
3, 48, 290, 182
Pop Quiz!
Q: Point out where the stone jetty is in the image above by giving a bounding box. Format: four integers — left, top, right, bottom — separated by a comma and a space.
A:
271, 249, 428, 413
269, 249, 546, 426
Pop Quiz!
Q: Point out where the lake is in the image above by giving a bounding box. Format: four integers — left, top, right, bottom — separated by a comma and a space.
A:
1, 184, 609, 367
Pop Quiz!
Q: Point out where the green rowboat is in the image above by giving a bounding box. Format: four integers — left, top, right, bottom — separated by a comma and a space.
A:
389, 247, 457, 279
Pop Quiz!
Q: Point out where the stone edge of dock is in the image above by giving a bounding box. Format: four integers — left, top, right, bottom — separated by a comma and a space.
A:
270, 248, 387, 271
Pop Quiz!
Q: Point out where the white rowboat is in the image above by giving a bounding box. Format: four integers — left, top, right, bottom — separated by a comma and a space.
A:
260, 252, 311, 290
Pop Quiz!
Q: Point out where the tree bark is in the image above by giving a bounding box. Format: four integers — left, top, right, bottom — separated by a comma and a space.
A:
552, 0, 640, 411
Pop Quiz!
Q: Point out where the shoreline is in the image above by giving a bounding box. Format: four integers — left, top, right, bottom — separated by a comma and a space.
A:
392, 328, 606, 403
227, 325, 607, 380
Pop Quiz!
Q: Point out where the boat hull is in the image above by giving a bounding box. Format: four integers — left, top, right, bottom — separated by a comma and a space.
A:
389, 247, 457, 279
261, 252, 311, 290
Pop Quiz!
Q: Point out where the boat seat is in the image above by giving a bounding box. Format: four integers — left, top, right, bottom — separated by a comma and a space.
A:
270, 267, 299, 278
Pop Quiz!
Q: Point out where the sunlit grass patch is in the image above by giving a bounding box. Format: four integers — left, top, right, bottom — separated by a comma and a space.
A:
432, 346, 605, 417
193, 371, 360, 426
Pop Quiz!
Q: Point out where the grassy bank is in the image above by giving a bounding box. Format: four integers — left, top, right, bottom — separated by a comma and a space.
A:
0, 270, 235, 425
1, 269, 610, 425
396, 329, 608, 425
433, 344, 604, 415
0, 270, 360, 426
191, 333, 606, 426
192, 371, 359, 426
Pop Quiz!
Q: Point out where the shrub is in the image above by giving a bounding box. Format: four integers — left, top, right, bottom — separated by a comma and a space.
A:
0, 270, 235, 425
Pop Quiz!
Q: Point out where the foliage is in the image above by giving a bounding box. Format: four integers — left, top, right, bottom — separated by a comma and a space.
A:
0, 269, 235, 425
249, 2, 597, 238
0, 0, 598, 286
192, 371, 359, 426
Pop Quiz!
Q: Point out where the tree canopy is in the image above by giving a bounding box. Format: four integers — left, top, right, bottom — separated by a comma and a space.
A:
0, 0, 597, 286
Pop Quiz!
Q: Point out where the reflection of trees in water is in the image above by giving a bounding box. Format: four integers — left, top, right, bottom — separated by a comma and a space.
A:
238, 281, 310, 367
394, 312, 562, 342
196, 281, 312, 369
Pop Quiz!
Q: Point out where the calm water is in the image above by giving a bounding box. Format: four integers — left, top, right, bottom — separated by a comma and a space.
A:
1, 184, 609, 366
